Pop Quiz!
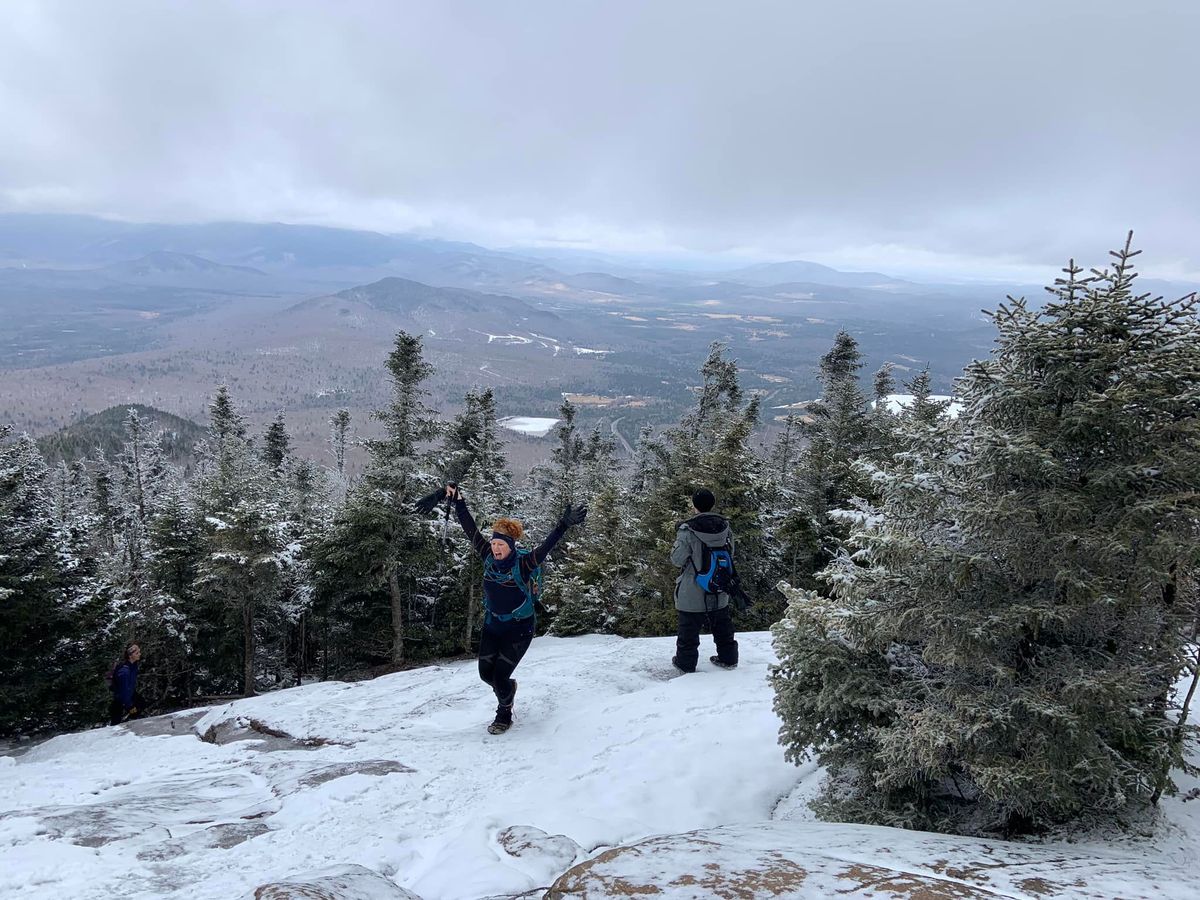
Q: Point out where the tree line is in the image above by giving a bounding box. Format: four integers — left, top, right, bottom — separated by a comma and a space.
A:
1, 238, 1196, 838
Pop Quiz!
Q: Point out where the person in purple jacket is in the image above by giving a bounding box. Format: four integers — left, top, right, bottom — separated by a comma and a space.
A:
108, 642, 145, 726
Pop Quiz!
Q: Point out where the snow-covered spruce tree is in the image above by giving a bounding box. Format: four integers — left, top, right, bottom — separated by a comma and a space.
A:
795, 331, 876, 528
0, 428, 98, 734
904, 366, 950, 427
261, 413, 291, 473
328, 408, 352, 500
146, 479, 204, 700
192, 387, 289, 696
530, 396, 584, 529
550, 427, 633, 637
771, 239, 1200, 835
311, 332, 442, 670
623, 343, 775, 635
782, 332, 892, 596
274, 453, 331, 687
550, 479, 631, 636
429, 386, 517, 655
104, 409, 191, 705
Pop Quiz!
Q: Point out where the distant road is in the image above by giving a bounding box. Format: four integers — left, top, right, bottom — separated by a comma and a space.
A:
610, 416, 635, 456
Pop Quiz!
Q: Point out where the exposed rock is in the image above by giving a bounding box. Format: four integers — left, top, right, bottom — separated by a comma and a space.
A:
496, 824, 583, 872
136, 821, 269, 861
123, 710, 208, 737
197, 716, 347, 752
298, 760, 414, 788
252, 864, 422, 899
545, 822, 1162, 898
32, 772, 274, 849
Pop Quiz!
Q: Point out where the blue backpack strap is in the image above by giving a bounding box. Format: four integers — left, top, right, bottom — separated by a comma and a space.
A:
483, 550, 538, 623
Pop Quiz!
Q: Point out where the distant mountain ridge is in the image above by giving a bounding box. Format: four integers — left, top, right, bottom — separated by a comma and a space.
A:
36, 404, 206, 465
0, 213, 915, 297
102, 251, 267, 278
726, 259, 909, 288
298, 276, 544, 315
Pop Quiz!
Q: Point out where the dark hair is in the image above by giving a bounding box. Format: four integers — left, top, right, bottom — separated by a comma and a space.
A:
692, 488, 716, 512
123, 642, 140, 662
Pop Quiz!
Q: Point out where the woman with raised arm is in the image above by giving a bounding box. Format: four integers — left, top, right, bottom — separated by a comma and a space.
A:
426, 484, 587, 734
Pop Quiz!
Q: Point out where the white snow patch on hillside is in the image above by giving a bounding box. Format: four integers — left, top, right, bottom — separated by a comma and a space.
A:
1, 634, 1196, 900
572, 347, 611, 356
497, 416, 559, 437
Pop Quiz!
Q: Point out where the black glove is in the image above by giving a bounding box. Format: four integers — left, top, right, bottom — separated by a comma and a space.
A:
413, 488, 445, 515
559, 503, 588, 528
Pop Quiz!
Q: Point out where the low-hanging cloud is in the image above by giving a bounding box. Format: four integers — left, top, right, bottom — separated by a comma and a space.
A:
1, 0, 1197, 279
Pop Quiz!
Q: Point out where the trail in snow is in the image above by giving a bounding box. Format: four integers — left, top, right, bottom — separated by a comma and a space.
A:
0, 635, 799, 900
2, 633, 1197, 900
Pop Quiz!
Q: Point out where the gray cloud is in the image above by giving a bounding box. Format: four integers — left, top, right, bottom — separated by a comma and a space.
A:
1, 0, 1197, 279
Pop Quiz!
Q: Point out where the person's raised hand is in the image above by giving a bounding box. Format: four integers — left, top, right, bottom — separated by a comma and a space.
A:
559, 503, 588, 528
413, 488, 444, 515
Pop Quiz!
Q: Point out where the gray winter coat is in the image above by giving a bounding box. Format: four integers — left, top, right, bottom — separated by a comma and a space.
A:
671, 513, 734, 613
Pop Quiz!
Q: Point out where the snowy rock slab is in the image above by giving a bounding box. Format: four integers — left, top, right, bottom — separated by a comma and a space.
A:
252, 864, 422, 900
496, 824, 584, 872
546, 821, 1192, 899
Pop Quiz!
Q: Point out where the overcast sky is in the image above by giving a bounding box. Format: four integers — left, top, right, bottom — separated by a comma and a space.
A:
1, 1, 1197, 280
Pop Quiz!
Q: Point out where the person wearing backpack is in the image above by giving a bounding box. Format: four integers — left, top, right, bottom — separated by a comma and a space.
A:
670, 488, 739, 673
107, 642, 145, 726
442, 484, 587, 734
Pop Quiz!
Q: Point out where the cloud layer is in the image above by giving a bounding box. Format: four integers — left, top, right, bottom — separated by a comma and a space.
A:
2, 1, 1197, 279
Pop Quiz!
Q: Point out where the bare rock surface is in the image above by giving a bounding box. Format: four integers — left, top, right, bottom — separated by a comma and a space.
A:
123, 710, 209, 738
496, 824, 584, 873
252, 864, 422, 899
546, 821, 1190, 899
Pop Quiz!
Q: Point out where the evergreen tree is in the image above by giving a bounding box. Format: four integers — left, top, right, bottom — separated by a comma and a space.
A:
262, 413, 291, 473
312, 332, 441, 670
0, 429, 99, 734
551, 480, 631, 636
623, 344, 775, 635
531, 397, 584, 527
905, 367, 949, 426
192, 388, 289, 696
771, 239, 1200, 835
872, 362, 896, 415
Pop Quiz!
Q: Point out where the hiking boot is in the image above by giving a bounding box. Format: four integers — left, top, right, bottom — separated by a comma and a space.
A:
671, 656, 695, 674
710, 655, 738, 670
487, 704, 513, 735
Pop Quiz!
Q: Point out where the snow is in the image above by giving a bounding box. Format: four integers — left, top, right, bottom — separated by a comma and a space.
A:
874, 392, 965, 418
1, 633, 1196, 900
572, 347, 611, 356
497, 416, 559, 438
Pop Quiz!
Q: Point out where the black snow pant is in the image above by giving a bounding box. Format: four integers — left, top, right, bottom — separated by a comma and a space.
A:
675, 606, 738, 672
108, 691, 146, 726
478, 628, 533, 707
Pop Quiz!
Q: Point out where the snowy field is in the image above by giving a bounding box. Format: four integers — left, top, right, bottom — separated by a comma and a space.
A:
1, 633, 1196, 899
497, 416, 559, 438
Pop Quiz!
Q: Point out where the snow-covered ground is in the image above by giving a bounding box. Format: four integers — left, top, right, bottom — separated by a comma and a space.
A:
1, 633, 1196, 899
497, 416, 559, 438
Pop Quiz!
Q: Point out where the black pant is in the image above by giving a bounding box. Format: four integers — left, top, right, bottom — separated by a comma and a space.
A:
676, 606, 738, 672
108, 691, 146, 726
478, 629, 533, 706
